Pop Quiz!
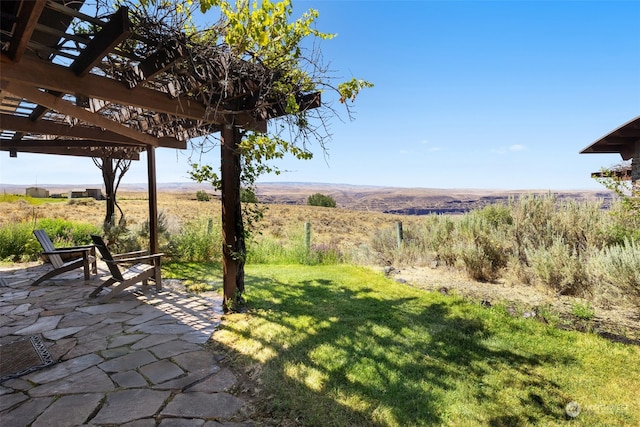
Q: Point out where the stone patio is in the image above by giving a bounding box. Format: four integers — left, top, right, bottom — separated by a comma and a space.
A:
0, 262, 254, 426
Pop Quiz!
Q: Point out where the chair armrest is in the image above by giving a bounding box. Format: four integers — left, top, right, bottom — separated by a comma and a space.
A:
111, 250, 148, 259
42, 247, 93, 256
54, 244, 95, 251
105, 253, 164, 264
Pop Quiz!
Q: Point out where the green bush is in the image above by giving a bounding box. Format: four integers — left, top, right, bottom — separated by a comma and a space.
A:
307, 193, 336, 208
196, 190, 210, 202
240, 188, 259, 203
0, 222, 39, 261
37, 218, 100, 246
0, 219, 100, 262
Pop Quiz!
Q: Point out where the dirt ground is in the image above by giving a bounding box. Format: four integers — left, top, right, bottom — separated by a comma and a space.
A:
383, 265, 640, 345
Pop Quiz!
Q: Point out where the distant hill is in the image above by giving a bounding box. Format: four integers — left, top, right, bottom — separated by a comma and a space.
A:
1, 181, 614, 215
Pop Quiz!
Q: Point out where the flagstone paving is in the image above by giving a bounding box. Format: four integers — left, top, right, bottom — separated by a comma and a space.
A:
0, 262, 255, 426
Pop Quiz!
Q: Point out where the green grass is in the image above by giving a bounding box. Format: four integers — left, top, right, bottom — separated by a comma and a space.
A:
163, 261, 222, 292
0, 194, 66, 204
185, 263, 640, 427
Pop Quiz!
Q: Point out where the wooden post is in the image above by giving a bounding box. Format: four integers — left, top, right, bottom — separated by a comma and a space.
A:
147, 145, 158, 254
396, 221, 403, 249
304, 222, 311, 251
221, 125, 240, 312
633, 140, 640, 195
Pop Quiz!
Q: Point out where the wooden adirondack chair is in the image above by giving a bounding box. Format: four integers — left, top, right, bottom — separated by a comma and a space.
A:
32, 230, 97, 286
89, 235, 163, 303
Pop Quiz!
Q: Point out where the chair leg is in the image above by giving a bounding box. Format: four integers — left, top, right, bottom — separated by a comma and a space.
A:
83, 253, 91, 281
154, 263, 162, 291
32, 262, 81, 286
32, 269, 58, 286
89, 278, 116, 298
97, 279, 137, 303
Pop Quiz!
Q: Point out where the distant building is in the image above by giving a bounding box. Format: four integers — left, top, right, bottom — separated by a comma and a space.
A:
68, 189, 105, 200
26, 187, 49, 198
86, 188, 104, 200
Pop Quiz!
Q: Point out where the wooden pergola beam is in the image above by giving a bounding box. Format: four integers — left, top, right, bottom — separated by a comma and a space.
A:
71, 7, 131, 77
0, 144, 140, 159
0, 114, 186, 148
0, 54, 264, 128
7, 0, 46, 62
1, 81, 160, 146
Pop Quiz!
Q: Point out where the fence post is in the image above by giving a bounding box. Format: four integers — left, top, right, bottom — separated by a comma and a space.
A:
305, 222, 311, 251
396, 221, 403, 249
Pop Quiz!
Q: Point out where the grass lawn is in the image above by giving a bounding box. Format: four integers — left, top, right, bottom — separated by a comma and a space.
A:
165, 263, 640, 426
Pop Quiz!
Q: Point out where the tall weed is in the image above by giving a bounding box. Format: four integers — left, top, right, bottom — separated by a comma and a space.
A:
369, 222, 433, 266
169, 217, 222, 262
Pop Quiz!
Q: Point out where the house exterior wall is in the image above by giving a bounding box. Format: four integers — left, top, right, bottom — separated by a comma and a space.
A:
25, 187, 49, 198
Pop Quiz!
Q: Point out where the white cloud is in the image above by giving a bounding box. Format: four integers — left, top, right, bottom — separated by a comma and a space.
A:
492, 144, 527, 155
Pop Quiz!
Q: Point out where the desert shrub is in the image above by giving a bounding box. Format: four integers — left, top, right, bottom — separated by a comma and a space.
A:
474, 203, 513, 228
421, 215, 457, 266
526, 237, 591, 296
169, 217, 222, 262
138, 211, 174, 252
509, 194, 558, 253
307, 193, 336, 208
455, 211, 510, 282
554, 199, 608, 254
196, 190, 210, 202
102, 216, 138, 253
604, 200, 640, 245
588, 238, 640, 302
67, 198, 96, 206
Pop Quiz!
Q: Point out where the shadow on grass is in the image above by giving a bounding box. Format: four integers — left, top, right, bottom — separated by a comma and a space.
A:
213, 270, 577, 426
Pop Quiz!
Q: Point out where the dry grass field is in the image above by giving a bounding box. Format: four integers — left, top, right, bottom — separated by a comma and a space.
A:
2, 188, 638, 342
0, 190, 422, 251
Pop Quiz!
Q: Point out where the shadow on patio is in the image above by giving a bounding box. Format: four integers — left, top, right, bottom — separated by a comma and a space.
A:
0, 262, 255, 426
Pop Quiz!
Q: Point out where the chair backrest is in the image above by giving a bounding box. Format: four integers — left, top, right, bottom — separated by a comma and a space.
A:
33, 230, 64, 269
91, 235, 124, 281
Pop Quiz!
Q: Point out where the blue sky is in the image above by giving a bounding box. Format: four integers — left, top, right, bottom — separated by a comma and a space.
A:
2, 0, 639, 190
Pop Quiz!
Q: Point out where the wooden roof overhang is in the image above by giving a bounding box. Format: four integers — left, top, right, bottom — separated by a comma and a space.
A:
580, 116, 640, 161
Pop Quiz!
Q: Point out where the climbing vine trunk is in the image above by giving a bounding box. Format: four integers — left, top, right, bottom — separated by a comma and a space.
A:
102, 157, 116, 226
221, 125, 245, 312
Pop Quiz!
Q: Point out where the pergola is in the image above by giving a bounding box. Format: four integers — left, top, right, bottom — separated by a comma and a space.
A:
580, 116, 640, 189
1, 0, 319, 308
